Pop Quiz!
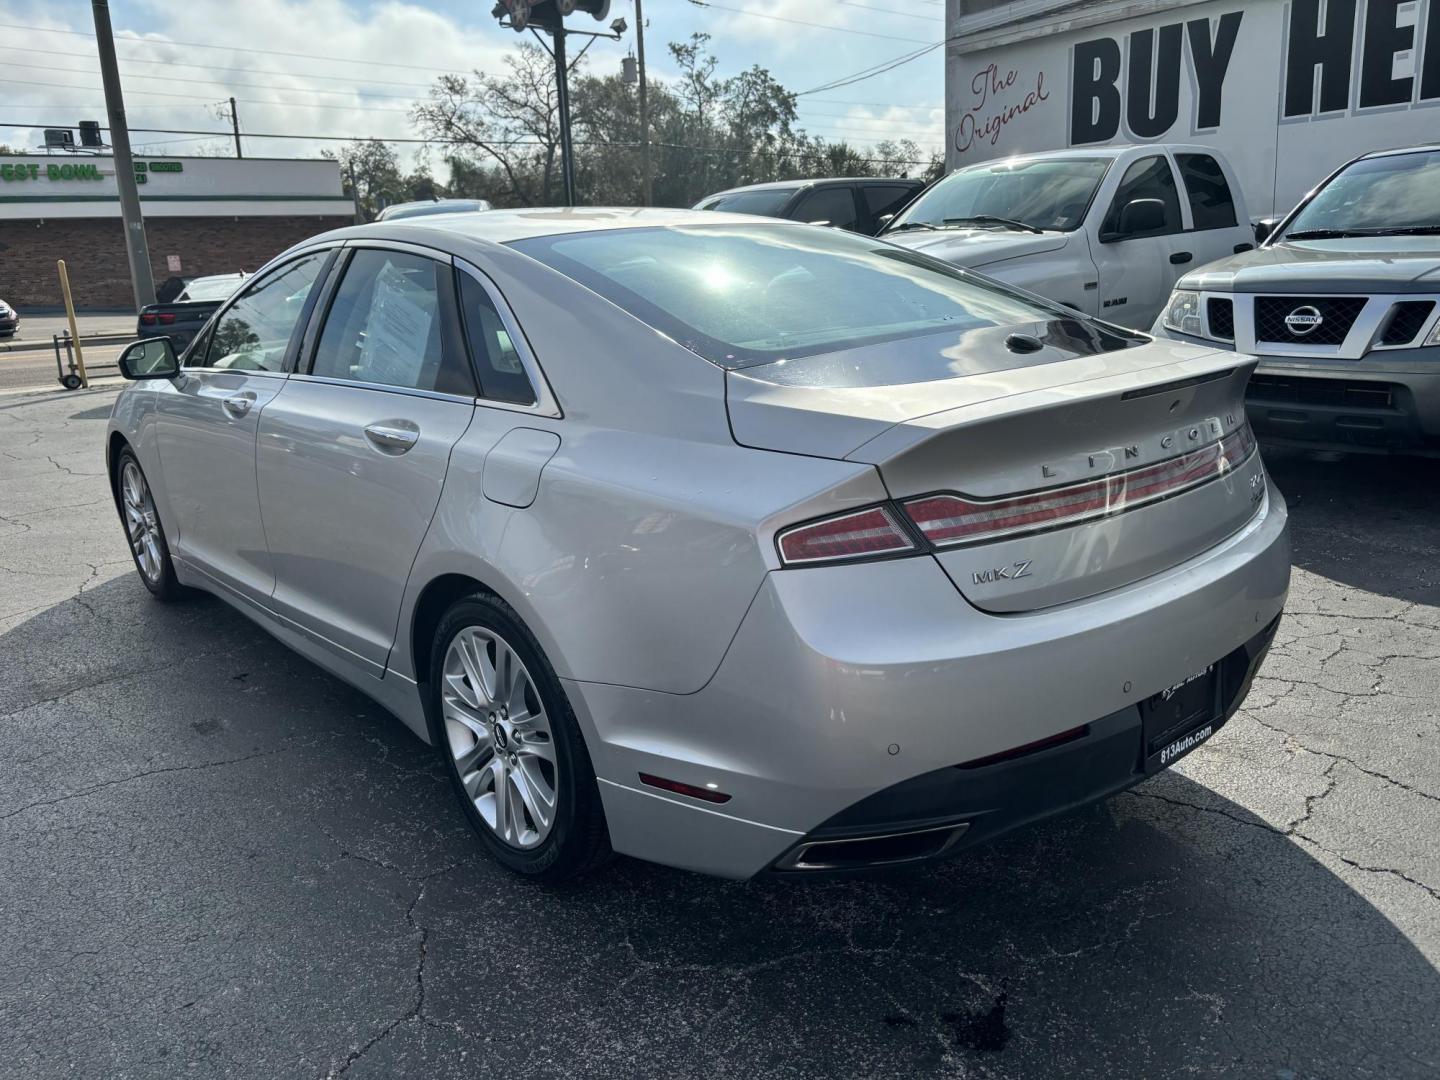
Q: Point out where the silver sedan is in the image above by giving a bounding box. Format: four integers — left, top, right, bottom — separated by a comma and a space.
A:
106, 209, 1290, 881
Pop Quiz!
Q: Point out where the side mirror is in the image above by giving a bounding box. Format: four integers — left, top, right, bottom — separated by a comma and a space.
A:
1253, 218, 1278, 244
1115, 197, 1166, 238
118, 337, 180, 380
877, 213, 896, 227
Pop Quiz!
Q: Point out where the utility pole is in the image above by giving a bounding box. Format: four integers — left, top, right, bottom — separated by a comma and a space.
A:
229, 97, 243, 158
91, 0, 155, 310
635, 0, 650, 206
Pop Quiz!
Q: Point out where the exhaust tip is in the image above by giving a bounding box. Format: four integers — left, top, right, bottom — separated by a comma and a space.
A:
775, 822, 970, 872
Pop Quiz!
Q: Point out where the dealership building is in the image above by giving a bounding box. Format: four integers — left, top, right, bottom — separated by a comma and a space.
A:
945, 0, 1440, 215
0, 154, 354, 309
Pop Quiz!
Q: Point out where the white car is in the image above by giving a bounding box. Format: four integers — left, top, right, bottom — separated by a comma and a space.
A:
882, 145, 1255, 330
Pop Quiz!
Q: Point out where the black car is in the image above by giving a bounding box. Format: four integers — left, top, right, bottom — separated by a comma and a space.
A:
694, 177, 925, 236
0, 297, 18, 337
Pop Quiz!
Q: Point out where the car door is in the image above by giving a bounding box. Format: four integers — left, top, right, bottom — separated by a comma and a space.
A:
152, 249, 333, 602
1088, 154, 1187, 329
1173, 151, 1253, 266
790, 185, 863, 232
254, 243, 478, 673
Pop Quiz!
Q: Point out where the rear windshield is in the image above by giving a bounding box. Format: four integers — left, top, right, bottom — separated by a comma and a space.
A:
697, 189, 796, 217
510, 223, 1077, 369
177, 276, 244, 301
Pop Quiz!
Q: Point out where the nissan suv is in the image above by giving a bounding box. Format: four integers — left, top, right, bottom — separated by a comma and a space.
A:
1155, 145, 1440, 455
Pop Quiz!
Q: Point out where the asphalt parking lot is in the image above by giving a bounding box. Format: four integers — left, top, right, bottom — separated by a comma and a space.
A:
1, 388, 1436, 1080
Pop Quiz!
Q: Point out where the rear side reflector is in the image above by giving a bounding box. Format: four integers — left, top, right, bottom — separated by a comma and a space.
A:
777, 505, 916, 566
638, 773, 732, 804
904, 425, 1257, 548
957, 724, 1089, 770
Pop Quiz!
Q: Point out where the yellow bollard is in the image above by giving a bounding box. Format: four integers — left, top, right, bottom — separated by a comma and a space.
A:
56, 259, 89, 389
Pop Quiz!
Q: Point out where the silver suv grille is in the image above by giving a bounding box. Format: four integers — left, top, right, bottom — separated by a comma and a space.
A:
1254, 296, 1366, 346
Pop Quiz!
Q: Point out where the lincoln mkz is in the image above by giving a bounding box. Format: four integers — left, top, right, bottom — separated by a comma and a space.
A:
107, 209, 1289, 880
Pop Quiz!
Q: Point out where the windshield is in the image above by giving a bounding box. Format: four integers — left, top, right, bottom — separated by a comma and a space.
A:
510, 223, 1081, 369
887, 157, 1111, 233
697, 189, 796, 217
383, 200, 489, 220
1282, 151, 1440, 238
178, 276, 244, 301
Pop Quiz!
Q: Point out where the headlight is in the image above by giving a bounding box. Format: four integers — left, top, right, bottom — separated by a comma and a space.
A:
1162, 290, 1203, 337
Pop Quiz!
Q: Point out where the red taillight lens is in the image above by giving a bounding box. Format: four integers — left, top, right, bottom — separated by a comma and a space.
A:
139, 313, 157, 325
158, 312, 177, 324
777, 506, 916, 566
904, 426, 1257, 548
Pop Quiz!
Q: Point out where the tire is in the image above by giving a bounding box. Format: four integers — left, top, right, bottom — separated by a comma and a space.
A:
115, 449, 185, 601
431, 594, 611, 882
61, 374, 83, 391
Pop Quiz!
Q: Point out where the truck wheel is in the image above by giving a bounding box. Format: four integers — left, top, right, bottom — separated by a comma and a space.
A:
61, 374, 83, 391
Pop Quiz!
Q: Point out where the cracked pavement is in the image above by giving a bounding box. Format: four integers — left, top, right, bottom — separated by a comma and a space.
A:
1, 389, 1437, 1079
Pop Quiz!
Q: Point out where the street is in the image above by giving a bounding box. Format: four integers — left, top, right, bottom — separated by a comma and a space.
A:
0, 313, 134, 395
0, 387, 1436, 1079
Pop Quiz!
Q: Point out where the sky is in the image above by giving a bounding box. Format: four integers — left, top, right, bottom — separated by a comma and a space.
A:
0, 0, 946, 174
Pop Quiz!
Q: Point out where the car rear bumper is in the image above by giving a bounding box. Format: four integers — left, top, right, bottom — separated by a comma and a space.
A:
569, 481, 1290, 879
1243, 355, 1440, 454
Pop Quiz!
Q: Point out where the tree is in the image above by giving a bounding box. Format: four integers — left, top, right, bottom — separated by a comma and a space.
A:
322, 139, 405, 221
412, 43, 564, 207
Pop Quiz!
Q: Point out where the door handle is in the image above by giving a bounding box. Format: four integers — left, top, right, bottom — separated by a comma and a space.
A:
221, 393, 254, 418
364, 423, 419, 453
1169, 251, 1193, 265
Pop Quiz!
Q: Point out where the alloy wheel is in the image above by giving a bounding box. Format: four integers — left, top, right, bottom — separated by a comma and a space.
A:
442, 626, 559, 849
121, 460, 163, 584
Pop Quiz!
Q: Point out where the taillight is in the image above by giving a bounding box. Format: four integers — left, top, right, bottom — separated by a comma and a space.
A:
158, 312, 177, 324
139, 313, 157, 325
777, 505, 916, 566
903, 426, 1257, 548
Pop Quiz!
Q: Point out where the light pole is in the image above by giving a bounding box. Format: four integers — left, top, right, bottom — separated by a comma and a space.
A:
635, 0, 650, 206
91, 0, 155, 309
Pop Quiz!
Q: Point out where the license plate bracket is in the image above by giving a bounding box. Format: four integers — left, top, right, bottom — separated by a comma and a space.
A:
1140, 663, 1221, 774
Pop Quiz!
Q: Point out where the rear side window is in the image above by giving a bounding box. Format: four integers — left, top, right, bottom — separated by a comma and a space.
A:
793, 187, 860, 231
1102, 156, 1183, 237
863, 184, 916, 221
457, 271, 536, 405
310, 249, 474, 396
510, 223, 1086, 369
1175, 154, 1237, 230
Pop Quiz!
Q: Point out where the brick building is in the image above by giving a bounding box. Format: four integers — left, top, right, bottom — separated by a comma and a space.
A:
0, 154, 354, 309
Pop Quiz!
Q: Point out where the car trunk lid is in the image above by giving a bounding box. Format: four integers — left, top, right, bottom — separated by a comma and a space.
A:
728, 328, 1262, 612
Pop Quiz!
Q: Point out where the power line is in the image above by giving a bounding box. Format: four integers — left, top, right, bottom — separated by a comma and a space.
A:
0, 23, 476, 75
0, 79, 420, 113
0, 120, 939, 163
836, 1, 943, 20
0, 60, 431, 102
684, 1, 932, 44
798, 40, 947, 96
0, 45, 445, 90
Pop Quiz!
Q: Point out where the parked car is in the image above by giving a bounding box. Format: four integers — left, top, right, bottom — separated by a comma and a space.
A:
377, 198, 493, 222
0, 297, 18, 337
880, 145, 1255, 331
695, 177, 924, 236
107, 208, 1289, 882
136, 272, 247, 350
1154, 145, 1440, 456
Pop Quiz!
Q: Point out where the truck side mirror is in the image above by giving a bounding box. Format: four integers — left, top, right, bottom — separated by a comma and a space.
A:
1253, 218, 1278, 244
1116, 198, 1166, 238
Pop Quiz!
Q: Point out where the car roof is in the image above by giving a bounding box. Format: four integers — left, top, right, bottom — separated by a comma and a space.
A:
352, 206, 794, 244
703, 176, 921, 199
1358, 144, 1440, 159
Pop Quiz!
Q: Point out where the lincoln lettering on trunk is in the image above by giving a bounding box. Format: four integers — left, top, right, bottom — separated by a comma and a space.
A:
1070, 12, 1242, 144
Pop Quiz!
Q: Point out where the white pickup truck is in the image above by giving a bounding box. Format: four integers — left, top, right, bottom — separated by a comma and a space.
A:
881, 144, 1255, 331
